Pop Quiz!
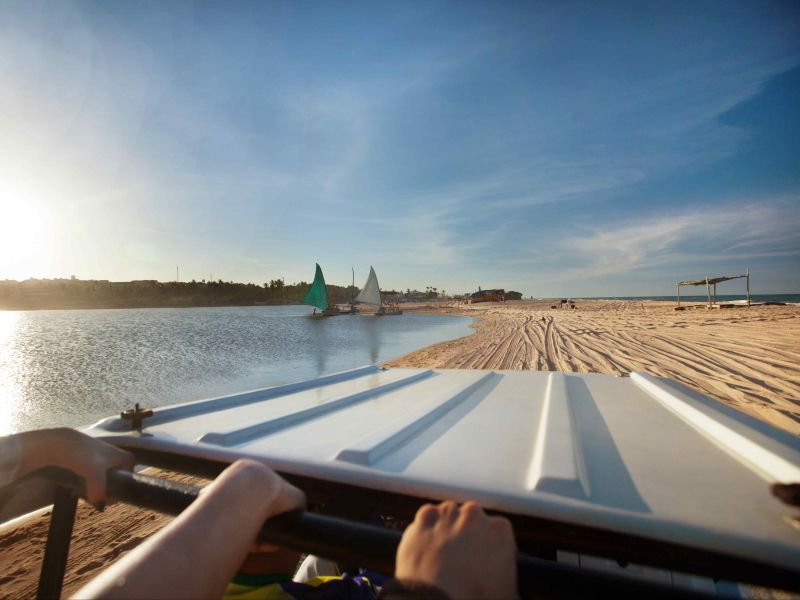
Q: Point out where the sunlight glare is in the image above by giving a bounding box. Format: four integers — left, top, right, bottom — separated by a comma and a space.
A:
0, 311, 21, 435
0, 188, 54, 280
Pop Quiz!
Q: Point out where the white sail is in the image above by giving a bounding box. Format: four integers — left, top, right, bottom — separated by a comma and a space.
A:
355, 266, 382, 307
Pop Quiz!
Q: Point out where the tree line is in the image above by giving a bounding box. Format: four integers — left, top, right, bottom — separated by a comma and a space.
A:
0, 278, 359, 310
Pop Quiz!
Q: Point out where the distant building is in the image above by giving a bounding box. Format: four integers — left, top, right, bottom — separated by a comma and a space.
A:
505, 291, 523, 301
470, 289, 505, 303
404, 290, 429, 302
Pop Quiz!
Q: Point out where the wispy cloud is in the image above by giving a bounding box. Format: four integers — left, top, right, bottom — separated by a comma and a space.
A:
1, 2, 798, 293
541, 199, 800, 282
339, 203, 506, 269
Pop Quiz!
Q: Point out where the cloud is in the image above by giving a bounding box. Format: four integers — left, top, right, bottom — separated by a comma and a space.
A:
344, 203, 505, 269
543, 199, 800, 282
1, 2, 798, 293
483, 161, 647, 209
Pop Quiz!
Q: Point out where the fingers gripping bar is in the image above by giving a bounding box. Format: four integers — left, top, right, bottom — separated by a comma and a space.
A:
104, 470, 713, 599
29, 467, 717, 599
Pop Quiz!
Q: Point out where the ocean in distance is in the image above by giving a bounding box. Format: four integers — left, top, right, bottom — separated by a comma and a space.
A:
0, 305, 474, 435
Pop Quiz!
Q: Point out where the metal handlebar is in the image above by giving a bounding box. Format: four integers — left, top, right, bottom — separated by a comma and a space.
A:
103, 469, 714, 599
4, 466, 733, 598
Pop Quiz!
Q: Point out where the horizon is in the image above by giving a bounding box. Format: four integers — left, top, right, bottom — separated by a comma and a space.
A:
3, 275, 798, 299
1, 2, 799, 296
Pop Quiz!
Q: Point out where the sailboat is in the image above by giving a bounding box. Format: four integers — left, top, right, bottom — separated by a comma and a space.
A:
338, 267, 359, 314
303, 263, 338, 317
355, 266, 402, 315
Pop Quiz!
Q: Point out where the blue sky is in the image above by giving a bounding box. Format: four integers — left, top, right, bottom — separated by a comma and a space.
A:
0, 1, 798, 296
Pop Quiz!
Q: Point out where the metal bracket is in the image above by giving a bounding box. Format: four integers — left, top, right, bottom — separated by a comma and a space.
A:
120, 403, 153, 432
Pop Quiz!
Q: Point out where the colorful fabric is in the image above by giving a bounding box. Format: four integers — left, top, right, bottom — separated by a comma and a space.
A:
302, 264, 328, 311
223, 573, 377, 600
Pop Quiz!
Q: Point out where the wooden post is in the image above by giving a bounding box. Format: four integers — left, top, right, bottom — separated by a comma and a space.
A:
705, 278, 711, 309
713, 283, 716, 305
746, 268, 751, 307
676, 284, 680, 308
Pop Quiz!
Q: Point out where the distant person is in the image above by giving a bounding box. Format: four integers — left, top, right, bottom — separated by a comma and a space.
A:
77, 460, 518, 599
0, 428, 134, 522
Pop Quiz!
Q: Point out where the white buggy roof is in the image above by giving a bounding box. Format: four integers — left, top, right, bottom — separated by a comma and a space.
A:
86, 366, 800, 573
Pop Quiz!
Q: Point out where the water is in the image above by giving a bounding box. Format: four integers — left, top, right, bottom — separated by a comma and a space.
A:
0, 306, 474, 434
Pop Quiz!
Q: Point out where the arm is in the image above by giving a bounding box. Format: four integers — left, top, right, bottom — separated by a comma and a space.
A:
0, 428, 134, 520
392, 501, 518, 600
75, 459, 306, 600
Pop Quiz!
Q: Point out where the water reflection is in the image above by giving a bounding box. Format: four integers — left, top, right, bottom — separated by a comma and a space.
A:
364, 317, 380, 364
1, 306, 472, 432
312, 315, 329, 376
0, 311, 21, 435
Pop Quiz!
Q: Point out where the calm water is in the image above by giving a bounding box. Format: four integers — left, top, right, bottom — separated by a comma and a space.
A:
0, 306, 473, 434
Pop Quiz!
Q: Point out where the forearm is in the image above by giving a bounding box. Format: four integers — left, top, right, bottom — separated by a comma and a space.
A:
0, 429, 76, 521
75, 461, 279, 599
1, 428, 134, 524
3, 428, 84, 480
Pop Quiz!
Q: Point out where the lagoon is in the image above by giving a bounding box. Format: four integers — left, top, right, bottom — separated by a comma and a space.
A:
0, 306, 473, 434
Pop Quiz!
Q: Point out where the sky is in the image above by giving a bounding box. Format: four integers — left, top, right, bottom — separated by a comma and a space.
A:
0, 1, 798, 297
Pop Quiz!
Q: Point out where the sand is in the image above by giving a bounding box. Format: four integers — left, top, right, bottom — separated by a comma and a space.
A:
0, 470, 205, 599
1, 300, 798, 598
387, 300, 800, 435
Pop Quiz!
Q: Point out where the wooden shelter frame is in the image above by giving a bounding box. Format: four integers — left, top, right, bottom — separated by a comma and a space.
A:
675, 269, 750, 308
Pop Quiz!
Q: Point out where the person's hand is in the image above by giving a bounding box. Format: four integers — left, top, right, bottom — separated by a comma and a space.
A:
74, 459, 306, 600
257, 462, 306, 519
209, 460, 306, 554
217, 459, 306, 518
396, 501, 518, 599
56, 429, 135, 506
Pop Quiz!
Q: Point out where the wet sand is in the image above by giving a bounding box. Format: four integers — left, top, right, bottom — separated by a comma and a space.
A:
387, 300, 800, 435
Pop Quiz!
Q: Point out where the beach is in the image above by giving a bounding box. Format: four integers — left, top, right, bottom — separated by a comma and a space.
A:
389, 300, 800, 436
2, 300, 799, 597
0, 469, 206, 599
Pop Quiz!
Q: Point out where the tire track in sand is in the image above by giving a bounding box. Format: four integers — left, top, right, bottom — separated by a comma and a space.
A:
384, 301, 800, 435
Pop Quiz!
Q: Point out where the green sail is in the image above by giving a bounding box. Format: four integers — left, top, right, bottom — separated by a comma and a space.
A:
303, 263, 329, 310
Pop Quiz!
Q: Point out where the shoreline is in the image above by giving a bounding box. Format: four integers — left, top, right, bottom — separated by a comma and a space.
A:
0, 301, 310, 312
2, 293, 796, 313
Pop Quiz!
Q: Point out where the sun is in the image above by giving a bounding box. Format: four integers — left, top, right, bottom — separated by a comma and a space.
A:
0, 195, 54, 280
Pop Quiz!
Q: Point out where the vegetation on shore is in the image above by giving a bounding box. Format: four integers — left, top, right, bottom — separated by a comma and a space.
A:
0, 277, 360, 310
0, 278, 448, 311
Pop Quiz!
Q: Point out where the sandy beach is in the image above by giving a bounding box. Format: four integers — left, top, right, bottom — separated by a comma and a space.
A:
2, 300, 799, 598
0, 469, 206, 599
389, 300, 800, 436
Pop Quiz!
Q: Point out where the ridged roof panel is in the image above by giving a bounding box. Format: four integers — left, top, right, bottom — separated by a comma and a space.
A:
87, 366, 800, 572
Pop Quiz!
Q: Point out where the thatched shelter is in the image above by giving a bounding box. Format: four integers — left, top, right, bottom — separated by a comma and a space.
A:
675, 269, 750, 308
